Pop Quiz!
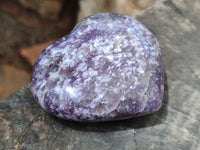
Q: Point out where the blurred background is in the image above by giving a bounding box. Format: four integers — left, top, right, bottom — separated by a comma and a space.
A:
0, 0, 155, 100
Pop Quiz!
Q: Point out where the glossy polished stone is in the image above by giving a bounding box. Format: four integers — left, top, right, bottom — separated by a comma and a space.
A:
31, 13, 164, 122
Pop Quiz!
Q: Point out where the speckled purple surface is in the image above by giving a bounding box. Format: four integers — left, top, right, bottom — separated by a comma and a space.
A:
31, 13, 164, 122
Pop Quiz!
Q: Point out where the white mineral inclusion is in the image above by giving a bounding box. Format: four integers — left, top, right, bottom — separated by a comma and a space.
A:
31, 13, 164, 122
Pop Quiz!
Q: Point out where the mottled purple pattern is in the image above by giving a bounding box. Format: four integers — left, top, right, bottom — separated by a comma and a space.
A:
31, 13, 164, 122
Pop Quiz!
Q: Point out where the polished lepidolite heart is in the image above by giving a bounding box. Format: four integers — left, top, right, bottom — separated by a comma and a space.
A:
31, 13, 164, 122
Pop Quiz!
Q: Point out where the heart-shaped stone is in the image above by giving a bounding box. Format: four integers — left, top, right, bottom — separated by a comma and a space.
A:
31, 13, 164, 122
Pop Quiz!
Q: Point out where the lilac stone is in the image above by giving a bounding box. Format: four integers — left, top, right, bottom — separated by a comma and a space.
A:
31, 13, 164, 122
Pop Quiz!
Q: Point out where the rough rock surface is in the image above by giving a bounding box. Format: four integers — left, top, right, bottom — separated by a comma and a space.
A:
31, 13, 164, 122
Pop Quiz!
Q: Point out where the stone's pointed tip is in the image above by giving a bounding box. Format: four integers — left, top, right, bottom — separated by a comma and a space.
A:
31, 13, 164, 122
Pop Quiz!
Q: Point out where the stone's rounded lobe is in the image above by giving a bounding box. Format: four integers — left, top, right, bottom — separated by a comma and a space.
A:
31, 13, 164, 122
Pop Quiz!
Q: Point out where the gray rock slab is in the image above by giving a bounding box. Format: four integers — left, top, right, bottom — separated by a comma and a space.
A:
1, 0, 200, 149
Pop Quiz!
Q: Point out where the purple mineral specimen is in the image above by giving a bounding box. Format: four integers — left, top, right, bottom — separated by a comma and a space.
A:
31, 13, 164, 122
